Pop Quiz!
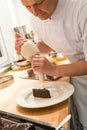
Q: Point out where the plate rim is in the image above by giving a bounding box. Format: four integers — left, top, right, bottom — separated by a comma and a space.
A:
17, 81, 74, 108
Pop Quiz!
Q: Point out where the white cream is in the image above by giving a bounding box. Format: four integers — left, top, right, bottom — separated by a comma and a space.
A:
21, 40, 44, 82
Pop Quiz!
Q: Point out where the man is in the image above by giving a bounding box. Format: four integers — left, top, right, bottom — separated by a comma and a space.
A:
15, 0, 87, 129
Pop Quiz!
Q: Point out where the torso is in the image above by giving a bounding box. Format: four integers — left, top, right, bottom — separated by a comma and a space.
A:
29, 0, 87, 63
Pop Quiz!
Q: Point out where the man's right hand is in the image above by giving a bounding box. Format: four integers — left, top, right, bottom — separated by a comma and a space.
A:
15, 32, 27, 55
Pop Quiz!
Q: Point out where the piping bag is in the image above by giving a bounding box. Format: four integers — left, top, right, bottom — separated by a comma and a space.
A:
21, 40, 44, 82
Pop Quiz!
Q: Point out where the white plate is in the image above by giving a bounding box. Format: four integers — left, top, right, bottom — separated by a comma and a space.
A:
17, 81, 74, 108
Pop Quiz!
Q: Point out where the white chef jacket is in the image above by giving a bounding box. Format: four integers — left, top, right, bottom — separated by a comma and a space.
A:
28, 0, 87, 127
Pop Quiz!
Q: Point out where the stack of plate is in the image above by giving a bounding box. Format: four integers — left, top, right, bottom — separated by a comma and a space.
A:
0, 75, 14, 89
11, 59, 31, 71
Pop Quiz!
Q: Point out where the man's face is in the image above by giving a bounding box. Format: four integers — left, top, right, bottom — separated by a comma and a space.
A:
21, 0, 58, 20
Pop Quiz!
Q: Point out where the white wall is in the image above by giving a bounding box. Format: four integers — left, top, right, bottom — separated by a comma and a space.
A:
0, 0, 32, 63
0, 0, 14, 62
7, 0, 32, 31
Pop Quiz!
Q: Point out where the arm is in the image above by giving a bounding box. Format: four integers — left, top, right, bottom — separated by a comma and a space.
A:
15, 33, 52, 55
15, 33, 27, 55
53, 60, 87, 77
31, 55, 87, 77
37, 42, 53, 54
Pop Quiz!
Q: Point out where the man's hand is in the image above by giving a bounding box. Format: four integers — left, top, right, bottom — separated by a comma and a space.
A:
15, 33, 27, 55
31, 55, 56, 76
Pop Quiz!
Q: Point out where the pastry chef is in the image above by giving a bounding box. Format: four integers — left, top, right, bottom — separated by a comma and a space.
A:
15, 0, 87, 129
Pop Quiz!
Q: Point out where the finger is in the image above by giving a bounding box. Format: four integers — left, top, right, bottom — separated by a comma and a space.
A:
15, 38, 27, 45
15, 47, 20, 55
15, 32, 24, 39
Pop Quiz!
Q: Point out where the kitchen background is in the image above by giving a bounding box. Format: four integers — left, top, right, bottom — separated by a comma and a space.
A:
0, 0, 32, 68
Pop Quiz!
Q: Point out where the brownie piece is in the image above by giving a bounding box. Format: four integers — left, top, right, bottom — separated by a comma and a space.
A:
33, 88, 51, 98
0, 117, 35, 130
27, 69, 35, 78
0, 117, 4, 129
8, 123, 35, 130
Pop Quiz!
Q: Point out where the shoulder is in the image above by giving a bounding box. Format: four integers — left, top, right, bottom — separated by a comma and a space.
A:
64, 0, 87, 24
78, 0, 87, 30
79, 0, 87, 15
64, 0, 87, 11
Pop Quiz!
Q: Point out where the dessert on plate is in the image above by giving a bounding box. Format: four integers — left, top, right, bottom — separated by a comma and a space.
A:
33, 88, 51, 98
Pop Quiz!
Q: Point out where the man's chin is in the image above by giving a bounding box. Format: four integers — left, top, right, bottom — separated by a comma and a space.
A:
37, 13, 50, 20
38, 15, 50, 20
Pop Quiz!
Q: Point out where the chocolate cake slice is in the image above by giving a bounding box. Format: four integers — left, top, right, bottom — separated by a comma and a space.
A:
33, 88, 51, 98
